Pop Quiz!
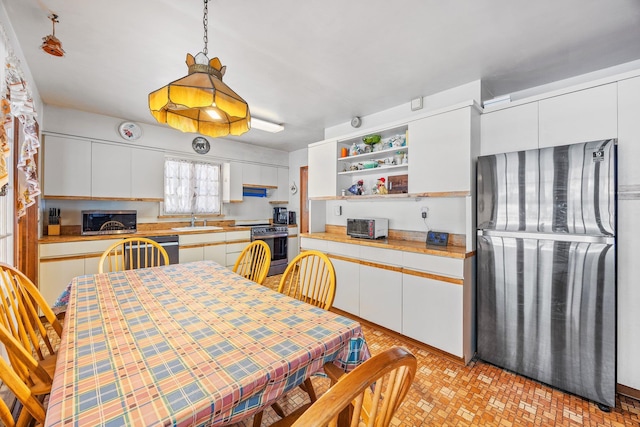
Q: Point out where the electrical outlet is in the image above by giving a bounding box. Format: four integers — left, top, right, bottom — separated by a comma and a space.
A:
420, 206, 429, 218
422, 211, 427, 219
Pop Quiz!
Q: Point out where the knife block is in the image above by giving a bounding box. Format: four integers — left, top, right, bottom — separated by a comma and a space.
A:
48, 224, 60, 236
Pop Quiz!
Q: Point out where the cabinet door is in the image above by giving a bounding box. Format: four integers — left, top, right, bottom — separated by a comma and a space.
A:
225, 242, 249, 268
288, 236, 299, 261
243, 164, 261, 186
408, 108, 472, 193
222, 162, 243, 202
276, 167, 289, 201
481, 103, 539, 155
204, 244, 226, 265
331, 258, 359, 315
179, 247, 204, 263
618, 76, 640, 188
260, 166, 278, 187
92, 142, 131, 198
402, 273, 463, 357
43, 135, 92, 197
308, 140, 338, 197
39, 259, 85, 307
539, 83, 617, 148
131, 148, 164, 199
359, 265, 402, 333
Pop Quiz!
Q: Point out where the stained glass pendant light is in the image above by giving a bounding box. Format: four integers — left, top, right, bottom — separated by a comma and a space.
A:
149, 0, 250, 138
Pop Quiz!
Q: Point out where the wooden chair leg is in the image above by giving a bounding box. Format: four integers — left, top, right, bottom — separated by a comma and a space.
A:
271, 402, 286, 418
253, 410, 263, 427
302, 378, 317, 402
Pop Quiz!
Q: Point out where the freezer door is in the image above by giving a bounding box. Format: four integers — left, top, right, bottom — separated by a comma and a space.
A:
538, 139, 615, 235
477, 235, 615, 407
478, 139, 616, 236
477, 148, 539, 232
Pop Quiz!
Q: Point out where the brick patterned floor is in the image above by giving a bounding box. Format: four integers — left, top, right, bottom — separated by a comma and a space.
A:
240, 275, 640, 426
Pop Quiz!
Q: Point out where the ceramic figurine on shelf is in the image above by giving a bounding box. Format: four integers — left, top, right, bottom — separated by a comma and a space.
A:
347, 179, 364, 195
377, 177, 388, 194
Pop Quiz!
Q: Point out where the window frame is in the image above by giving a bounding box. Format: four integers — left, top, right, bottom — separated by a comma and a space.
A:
163, 158, 222, 216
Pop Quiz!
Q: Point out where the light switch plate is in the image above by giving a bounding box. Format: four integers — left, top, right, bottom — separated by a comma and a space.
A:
334, 205, 342, 216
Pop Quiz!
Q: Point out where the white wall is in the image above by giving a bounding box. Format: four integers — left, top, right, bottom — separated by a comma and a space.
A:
325, 80, 482, 139
41, 106, 290, 225
287, 147, 308, 223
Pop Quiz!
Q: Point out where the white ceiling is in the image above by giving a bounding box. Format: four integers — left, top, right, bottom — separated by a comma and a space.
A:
4, 0, 640, 152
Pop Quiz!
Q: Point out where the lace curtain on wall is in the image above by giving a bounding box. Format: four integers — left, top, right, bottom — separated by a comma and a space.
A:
164, 159, 221, 214
3, 53, 41, 216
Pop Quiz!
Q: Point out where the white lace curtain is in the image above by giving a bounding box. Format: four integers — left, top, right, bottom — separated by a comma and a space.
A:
164, 159, 220, 214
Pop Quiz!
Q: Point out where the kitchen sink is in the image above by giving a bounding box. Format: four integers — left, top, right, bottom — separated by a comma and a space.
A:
171, 226, 224, 232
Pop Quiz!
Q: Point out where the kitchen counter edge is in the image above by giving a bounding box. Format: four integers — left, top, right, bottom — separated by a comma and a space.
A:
39, 227, 252, 244
301, 232, 474, 258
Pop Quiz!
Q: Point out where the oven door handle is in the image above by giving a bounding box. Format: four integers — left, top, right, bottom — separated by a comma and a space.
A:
253, 234, 288, 239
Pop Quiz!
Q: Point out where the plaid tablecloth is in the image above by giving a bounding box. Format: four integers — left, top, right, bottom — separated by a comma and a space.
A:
45, 261, 370, 426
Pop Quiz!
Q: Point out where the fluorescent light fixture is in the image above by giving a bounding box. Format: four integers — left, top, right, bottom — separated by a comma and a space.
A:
251, 117, 284, 133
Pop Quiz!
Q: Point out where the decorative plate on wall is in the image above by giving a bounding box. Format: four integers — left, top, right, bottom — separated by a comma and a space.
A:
118, 121, 142, 141
192, 136, 210, 154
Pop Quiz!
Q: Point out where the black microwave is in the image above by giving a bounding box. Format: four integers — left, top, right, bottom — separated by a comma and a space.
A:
81, 210, 137, 235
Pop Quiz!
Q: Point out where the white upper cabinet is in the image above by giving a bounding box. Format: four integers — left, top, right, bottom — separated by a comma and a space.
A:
617, 76, 640, 188
538, 83, 618, 148
308, 139, 338, 198
408, 107, 477, 194
43, 135, 92, 197
481, 102, 539, 155
92, 143, 131, 198
276, 167, 289, 201
260, 166, 278, 187
131, 148, 164, 200
242, 163, 261, 186
222, 162, 243, 203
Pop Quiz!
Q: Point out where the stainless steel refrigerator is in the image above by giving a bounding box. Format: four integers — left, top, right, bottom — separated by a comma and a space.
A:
476, 139, 616, 408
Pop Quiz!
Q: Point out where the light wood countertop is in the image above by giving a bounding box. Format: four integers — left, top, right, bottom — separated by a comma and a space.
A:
301, 232, 474, 259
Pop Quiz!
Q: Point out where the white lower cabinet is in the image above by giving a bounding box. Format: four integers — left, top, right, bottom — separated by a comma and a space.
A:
225, 242, 249, 267
204, 244, 226, 265
359, 265, 402, 333
39, 259, 85, 308
288, 236, 299, 261
402, 273, 463, 357
331, 258, 360, 315
179, 247, 204, 263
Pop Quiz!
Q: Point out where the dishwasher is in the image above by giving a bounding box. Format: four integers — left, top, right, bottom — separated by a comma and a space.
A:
125, 235, 180, 266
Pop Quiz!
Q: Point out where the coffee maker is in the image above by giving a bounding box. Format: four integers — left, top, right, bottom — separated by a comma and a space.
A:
273, 207, 288, 224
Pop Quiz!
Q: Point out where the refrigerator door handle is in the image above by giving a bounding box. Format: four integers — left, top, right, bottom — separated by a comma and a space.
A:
478, 229, 615, 244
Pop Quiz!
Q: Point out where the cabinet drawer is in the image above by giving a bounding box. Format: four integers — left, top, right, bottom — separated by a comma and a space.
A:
360, 246, 402, 266
300, 237, 328, 252
40, 239, 120, 257
225, 231, 250, 242
402, 252, 463, 278
327, 241, 359, 258
180, 232, 226, 245
226, 242, 249, 254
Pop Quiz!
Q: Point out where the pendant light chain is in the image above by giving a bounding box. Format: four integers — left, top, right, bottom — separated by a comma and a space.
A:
202, 0, 208, 56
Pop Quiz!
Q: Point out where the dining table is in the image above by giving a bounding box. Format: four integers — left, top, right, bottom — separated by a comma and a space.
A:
45, 260, 371, 426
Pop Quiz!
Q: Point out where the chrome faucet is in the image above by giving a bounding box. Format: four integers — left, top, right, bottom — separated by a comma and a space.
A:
203, 219, 207, 226
190, 214, 196, 227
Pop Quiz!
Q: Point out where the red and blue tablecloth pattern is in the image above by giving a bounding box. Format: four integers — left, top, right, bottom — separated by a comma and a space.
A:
45, 261, 370, 426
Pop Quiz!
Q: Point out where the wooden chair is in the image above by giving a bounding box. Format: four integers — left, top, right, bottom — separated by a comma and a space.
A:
277, 250, 336, 310
98, 237, 169, 273
0, 355, 47, 427
270, 347, 417, 427
254, 251, 337, 426
0, 263, 63, 378
232, 240, 271, 284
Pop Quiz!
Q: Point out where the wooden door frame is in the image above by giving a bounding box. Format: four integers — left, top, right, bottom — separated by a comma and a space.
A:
13, 118, 39, 284
300, 166, 308, 234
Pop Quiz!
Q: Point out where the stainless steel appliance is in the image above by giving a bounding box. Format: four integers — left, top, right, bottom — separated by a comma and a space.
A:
273, 207, 288, 224
477, 139, 616, 408
251, 225, 288, 275
82, 210, 137, 235
125, 235, 179, 266
346, 218, 389, 239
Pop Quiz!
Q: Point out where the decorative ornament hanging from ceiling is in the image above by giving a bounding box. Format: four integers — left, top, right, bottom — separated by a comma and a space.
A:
149, 0, 250, 138
41, 14, 65, 57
